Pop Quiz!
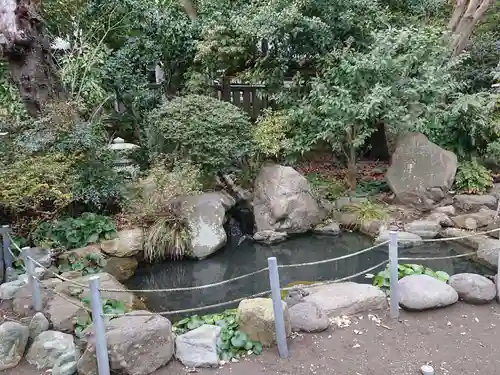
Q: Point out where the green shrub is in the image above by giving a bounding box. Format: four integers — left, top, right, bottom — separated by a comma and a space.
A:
0, 153, 76, 233
454, 160, 493, 194
306, 173, 348, 201
366, 264, 449, 290
253, 109, 292, 159
173, 309, 262, 360
147, 94, 254, 176
34, 212, 117, 250
58, 252, 107, 275
74, 298, 128, 337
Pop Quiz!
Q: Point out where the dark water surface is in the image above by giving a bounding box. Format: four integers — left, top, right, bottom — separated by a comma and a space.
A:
125, 233, 495, 321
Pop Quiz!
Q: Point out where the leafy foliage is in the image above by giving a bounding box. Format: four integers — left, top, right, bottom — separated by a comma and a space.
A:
74, 297, 127, 337
454, 160, 493, 194
58, 252, 107, 275
253, 109, 292, 159
34, 213, 117, 249
342, 201, 388, 228
287, 26, 461, 188
173, 309, 262, 360
147, 95, 254, 176
306, 173, 348, 201
366, 264, 450, 289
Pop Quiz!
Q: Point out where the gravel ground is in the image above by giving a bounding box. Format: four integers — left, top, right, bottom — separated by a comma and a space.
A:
7, 302, 500, 375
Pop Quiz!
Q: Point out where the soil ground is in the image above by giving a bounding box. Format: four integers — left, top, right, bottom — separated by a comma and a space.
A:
8, 302, 500, 375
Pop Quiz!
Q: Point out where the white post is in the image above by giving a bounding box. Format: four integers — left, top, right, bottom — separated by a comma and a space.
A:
267, 257, 289, 358
89, 276, 110, 375
497, 250, 500, 303
24, 250, 43, 312
389, 231, 399, 319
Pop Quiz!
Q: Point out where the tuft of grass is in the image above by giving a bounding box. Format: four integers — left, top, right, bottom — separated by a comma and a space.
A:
143, 214, 192, 262
342, 201, 388, 230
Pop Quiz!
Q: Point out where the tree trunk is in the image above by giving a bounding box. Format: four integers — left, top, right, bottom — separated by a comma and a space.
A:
0, 0, 65, 117
448, 0, 495, 56
347, 146, 357, 190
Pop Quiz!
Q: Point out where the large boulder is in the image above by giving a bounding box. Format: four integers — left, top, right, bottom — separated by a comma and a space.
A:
253, 164, 327, 233
288, 301, 329, 333
77, 312, 174, 375
386, 133, 457, 207
175, 324, 220, 368
399, 275, 458, 311
100, 228, 144, 257
454, 194, 497, 212
0, 322, 29, 370
26, 331, 80, 372
303, 282, 387, 316
178, 192, 235, 259
237, 298, 291, 347
448, 273, 496, 304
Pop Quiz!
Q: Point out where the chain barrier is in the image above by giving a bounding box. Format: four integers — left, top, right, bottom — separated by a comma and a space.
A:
4, 223, 499, 317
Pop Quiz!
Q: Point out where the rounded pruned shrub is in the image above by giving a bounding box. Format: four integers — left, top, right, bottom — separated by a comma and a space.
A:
147, 94, 254, 175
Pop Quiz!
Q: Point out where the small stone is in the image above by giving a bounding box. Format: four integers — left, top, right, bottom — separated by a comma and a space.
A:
175, 325, 221, 368
0, 279, 27, 300
375, 231, 423, 248
253, 230, 288, 245
0, 321, 30, 370
29, 312, 50, 339
313, 221, 340, 236
403, 220, 440, 239
448, 273, 496, 304
289, 301, 329, 333
399, 275, 458, 311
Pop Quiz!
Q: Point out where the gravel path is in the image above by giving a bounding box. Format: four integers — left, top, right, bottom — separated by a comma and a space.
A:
7, 302, 500, 375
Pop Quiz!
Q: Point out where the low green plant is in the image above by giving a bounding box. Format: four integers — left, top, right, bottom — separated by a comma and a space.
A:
144, 216, 191, 262
306, 173, 348, 201
355, 179, 389, 196
173, 309, 263, 360
58, 252, 107, 275
74, 298, 127, 337
342, 201, 388, 228
366, 264, 450, 290
454, 160, 493, 194
34, 213, 117, 250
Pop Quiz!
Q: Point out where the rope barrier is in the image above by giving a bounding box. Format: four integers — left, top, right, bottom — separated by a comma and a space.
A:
277, 241, 389, 269
420, 226, 500, 242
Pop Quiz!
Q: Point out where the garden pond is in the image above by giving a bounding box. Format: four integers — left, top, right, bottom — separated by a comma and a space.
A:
126, 232, 495, 321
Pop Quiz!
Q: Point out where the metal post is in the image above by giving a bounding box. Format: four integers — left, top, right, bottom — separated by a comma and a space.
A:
24, 250, 43, 312
497, 250, 500, 304
2, 225, 12, 269
267, 257, 289, 358
389, 231, 399, 319
89, 276, 110, 375
0, 226, 5, 283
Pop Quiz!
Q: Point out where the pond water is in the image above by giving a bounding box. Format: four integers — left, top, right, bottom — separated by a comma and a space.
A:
125, 232, 495, 321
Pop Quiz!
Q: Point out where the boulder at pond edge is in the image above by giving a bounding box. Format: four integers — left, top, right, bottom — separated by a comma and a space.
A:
399, 275, 458, 311
448, 273, 496, 304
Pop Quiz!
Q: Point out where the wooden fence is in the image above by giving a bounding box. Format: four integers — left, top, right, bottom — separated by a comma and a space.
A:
212, 79, 269, 120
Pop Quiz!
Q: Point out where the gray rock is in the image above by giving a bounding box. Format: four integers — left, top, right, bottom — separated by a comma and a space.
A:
386, 133, 457, 207
100, 228, 144, 257
178, 192, 235, 259
449, 273, 496, 304
452, 212, 494, 230
44, 294, 90, 333
253, 230, 288, 244
313, 221, 340, 235
0, 321, 29, 370
52, 351, 79, 375
175, 324, 220, 368
399, 275, 458, 311
403, 220, 440, 239
77, 311, 174, 375
4, 267, 18, 282
289, 301, 329, 333
253, 164, 327, 234
454, 194, 497, 212
29, 312, 50, 340
303, 282, 387, 317
427, 212, 453, 227
26, 331, 79, 370
0, 279, 27, 300
20, 247, 52, 268
284, 288, 309, 308
433, 205, 456, 216
375, 230, 423, 248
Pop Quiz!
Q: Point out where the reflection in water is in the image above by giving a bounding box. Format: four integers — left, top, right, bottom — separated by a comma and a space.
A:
126, 233, 495, 321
